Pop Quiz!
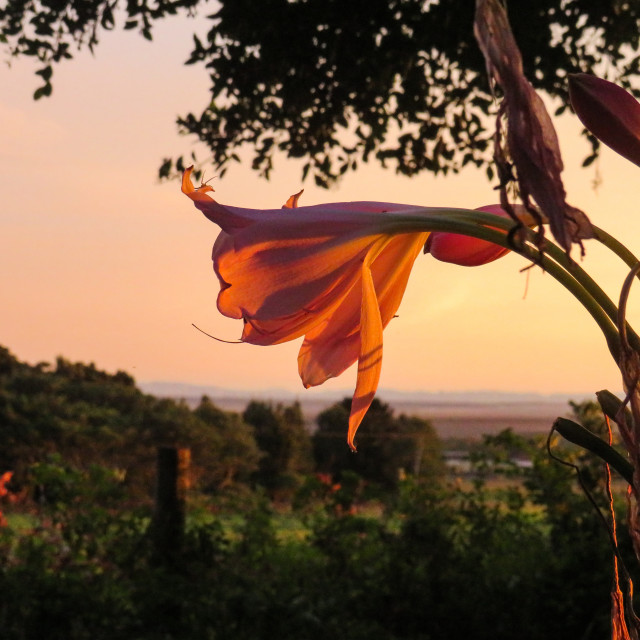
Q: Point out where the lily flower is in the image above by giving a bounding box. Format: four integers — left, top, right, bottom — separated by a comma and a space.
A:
569, 73, 640, 168
182, 167, 511, 450
183, 168, 432, 449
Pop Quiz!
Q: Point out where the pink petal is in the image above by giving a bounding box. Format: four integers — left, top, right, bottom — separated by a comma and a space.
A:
427, 234, 508, 266
426, 204, 533, 266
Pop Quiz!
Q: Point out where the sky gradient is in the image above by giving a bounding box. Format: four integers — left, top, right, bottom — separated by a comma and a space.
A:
2, 14, 640, 398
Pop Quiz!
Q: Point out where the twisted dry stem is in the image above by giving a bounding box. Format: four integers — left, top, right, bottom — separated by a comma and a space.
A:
616, 264, 640, 564
473, 0, 592, 254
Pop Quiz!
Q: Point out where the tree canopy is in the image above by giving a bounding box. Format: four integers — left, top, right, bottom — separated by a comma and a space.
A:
4, 1, 640, 184
0, 345, 262, 496
314, 397, 443, 486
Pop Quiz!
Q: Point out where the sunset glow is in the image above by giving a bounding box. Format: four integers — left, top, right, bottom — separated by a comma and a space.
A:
2, 15, 640, 399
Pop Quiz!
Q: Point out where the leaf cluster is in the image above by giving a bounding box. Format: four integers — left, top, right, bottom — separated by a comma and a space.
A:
157, 0, 640, 185
0, 346, 447, 509
4, 1, 640, 185
242, 400, 314, 498
0, 0, 200, 99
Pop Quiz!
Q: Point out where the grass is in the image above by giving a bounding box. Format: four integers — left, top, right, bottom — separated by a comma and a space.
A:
4, 512, 37, 533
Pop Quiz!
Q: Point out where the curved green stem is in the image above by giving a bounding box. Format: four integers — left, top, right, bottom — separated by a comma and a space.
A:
420, 210, 640, 356
390, 212, 623, 360
592, 225, 640, 269
538, 236, 640, 355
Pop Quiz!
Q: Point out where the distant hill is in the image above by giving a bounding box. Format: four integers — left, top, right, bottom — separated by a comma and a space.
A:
139, 380, 589, 405
139, 381, 596, 439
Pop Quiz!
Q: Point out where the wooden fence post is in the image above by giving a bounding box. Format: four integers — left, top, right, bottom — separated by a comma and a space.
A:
151, 446, 190, 564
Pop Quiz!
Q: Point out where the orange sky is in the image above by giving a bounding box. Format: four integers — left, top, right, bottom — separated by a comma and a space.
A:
2, 14, 640, 398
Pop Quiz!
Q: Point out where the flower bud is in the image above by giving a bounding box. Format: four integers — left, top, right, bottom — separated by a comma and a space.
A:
569, 73, 640, 168
425, 205, 511, 266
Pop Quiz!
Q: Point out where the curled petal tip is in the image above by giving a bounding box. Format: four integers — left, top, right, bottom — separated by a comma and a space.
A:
283, 189, 304, 209
181, 165, 195, 194
181, 166, 215, 201
347, 418, 360, 452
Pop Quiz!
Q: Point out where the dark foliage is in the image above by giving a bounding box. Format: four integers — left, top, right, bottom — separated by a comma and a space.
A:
0, 427, 625, 640
0, 345, 633, 638
314, 397, 443, 487
0, 346, 261, 500
0, 346, 442, 507
3, 1, 640, 185
242, 400, 313, 498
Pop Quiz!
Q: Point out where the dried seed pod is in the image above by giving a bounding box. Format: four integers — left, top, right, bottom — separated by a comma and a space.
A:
474, 0, 592, 254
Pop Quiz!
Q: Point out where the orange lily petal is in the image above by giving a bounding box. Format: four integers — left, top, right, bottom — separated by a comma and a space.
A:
240, 263, 364, 346
214, 228, 376, 321
346, 243, 385, 451
298, 232, 428, 386
372, 232, 430, 325
298, 333, 361, 387
296, 286, 362, 387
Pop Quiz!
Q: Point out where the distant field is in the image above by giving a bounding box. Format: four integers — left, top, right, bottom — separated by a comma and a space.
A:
183, 395, 573, 440
390, 399, 571, 438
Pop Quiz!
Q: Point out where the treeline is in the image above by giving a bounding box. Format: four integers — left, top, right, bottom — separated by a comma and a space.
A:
0, 345, 633, 639
0, 416, 628, 639
0, 345, 442, 503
